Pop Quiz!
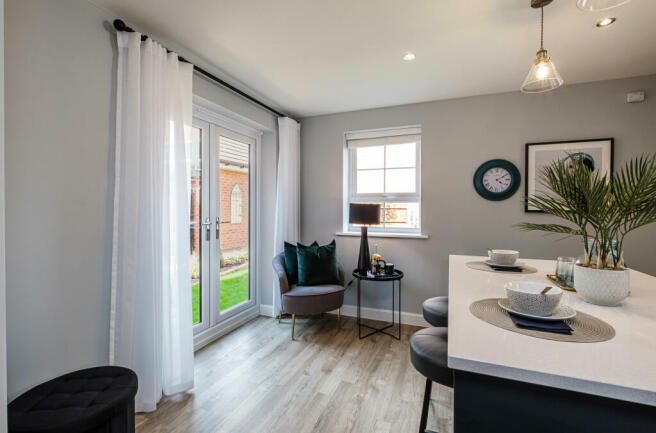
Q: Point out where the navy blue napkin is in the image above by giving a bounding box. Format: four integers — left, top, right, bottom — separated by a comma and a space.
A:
508, 313, 573, 335
486, 263, 523, 272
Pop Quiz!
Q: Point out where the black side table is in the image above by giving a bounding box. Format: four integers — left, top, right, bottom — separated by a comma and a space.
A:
352, 269, 404, 340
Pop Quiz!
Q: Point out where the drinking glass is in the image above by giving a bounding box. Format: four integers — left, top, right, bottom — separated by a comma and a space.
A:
556, 256, 576, 288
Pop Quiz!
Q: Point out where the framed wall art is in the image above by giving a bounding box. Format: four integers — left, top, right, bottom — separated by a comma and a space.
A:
525, 138, 614, 212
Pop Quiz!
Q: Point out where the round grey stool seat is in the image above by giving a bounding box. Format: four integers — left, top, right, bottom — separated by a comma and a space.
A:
422, 296, 448, 327
410, 326, 453, 388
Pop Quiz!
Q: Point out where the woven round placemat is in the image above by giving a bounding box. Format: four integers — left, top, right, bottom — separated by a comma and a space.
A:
466, 261, 538, 274
469, 298, 615, 343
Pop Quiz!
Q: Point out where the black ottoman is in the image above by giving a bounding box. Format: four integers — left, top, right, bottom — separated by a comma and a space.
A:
8, 366, 138, 433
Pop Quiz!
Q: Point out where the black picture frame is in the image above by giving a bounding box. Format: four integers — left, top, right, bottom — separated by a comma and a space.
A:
473, 159, 521, 201
524, 138, 614, 213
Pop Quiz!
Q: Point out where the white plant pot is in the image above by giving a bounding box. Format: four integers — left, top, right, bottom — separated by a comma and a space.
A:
574, 264, 630, 306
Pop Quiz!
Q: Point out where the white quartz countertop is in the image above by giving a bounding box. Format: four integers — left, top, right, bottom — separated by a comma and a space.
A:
447, 254, 656, 406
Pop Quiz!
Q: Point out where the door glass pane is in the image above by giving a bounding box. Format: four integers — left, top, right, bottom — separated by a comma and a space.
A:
218, 136, 250, 312
190, 126, 202, 325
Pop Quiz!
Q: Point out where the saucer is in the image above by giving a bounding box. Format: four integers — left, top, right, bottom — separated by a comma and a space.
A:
484, 259, 525, 269
497, 298, 576, 321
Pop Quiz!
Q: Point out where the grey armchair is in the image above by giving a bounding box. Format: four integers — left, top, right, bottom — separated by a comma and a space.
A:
272, 253, 346, 339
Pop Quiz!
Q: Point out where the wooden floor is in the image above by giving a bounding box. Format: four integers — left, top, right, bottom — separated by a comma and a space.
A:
135, 315, 453, 433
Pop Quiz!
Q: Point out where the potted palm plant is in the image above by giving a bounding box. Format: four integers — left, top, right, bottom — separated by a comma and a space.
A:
516, 154, 656, 306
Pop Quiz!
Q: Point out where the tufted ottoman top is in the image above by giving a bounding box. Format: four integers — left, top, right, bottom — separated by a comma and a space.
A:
8, 366, 138, 433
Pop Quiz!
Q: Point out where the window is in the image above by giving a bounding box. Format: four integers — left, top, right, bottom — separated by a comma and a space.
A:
345, 126, 421, 234
230, 184, 243, 223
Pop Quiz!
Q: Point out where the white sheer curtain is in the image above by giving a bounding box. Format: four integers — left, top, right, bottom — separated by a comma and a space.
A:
110, 31, 195, 412
272, 117, 301, 317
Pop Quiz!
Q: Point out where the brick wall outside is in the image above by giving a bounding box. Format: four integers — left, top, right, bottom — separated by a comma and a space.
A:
219, 168, 249, 252
189, 167, 248, 257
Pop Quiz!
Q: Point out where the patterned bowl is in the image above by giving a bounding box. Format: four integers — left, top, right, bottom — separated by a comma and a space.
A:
505, 281, 563, 317
488, 249, 519, 265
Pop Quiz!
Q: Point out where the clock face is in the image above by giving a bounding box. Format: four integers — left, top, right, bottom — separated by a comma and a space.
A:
473, 159, 521, 201
482, 167, 512, 193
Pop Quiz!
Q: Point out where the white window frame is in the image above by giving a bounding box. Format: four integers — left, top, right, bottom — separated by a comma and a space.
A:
344, 126, 422, 235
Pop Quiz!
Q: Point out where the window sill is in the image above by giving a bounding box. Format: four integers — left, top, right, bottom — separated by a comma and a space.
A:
336, 231, 429, 240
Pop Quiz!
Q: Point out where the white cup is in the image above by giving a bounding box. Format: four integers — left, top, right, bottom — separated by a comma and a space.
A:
488, 249, 519, 265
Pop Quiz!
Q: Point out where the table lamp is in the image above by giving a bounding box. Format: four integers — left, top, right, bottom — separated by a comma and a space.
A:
349, 203, 381, 272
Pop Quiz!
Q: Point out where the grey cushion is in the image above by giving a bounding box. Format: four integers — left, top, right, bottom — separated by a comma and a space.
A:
410, 327, 453, 388
423, 296, 449, 327
282, 284, 345, 315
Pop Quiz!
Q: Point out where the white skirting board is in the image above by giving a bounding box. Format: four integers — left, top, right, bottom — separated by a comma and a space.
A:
259, 303, 274, 317
259, 303, 429, 327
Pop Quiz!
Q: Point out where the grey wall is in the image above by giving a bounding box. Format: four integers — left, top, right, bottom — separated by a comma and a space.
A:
300, 75, 656, 316
6, 0, 116, 401
5, 0, 278, 400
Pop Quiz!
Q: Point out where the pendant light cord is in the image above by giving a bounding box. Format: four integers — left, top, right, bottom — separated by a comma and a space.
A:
540, 7, 544, 50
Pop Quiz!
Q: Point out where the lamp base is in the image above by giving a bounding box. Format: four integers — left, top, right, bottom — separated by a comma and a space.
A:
357, 226, 370, 272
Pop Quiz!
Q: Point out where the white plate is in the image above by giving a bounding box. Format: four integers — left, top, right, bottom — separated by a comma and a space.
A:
484, 259, 525, 268
498, 298, 577, 321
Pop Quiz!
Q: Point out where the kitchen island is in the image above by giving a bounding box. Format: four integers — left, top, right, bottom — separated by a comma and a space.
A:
448, 255, 656, 433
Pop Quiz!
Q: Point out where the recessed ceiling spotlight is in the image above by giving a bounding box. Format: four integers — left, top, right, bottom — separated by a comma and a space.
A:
403, 52, 416, 62
596, 17, 616, 27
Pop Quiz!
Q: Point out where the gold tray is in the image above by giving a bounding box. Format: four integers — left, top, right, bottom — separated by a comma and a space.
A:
546, 274, 576, 292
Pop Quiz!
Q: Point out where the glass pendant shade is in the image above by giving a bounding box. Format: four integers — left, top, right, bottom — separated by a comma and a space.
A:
521, 49, 563, 93
576, 0, 632, 11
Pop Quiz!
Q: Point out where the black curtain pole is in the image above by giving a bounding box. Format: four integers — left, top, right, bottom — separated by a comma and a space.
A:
113, 19, 292, 120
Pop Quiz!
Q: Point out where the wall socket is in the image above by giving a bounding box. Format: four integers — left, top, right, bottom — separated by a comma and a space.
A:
626, 91, 646, 103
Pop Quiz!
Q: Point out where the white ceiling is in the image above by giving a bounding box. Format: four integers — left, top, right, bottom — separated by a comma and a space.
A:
89, 0, 656, 117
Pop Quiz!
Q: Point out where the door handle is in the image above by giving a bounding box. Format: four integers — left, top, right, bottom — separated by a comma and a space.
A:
215, 217, 220, 240
202, 218, 211, 241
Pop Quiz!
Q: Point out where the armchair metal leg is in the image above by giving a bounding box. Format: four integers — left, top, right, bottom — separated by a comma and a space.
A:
277, 311, 281, 324
291, 314, 296, 340
337, 308, 341, 328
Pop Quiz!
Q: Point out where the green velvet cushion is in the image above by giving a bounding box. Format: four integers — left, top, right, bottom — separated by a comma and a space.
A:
283, 241, 317, 285
296, 240, 340, 286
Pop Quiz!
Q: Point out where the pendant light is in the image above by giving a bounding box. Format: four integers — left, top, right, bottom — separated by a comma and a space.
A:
521, 1, 563, 93
577, 0, 632, 11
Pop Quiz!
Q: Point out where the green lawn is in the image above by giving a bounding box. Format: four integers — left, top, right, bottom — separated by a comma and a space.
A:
192, 267, 249, 324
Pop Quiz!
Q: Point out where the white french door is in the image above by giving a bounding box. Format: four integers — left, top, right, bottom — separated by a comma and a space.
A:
190, 113, 257, 337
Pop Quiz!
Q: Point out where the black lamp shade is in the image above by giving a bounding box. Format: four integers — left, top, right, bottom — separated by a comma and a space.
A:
349, 203, 381, 225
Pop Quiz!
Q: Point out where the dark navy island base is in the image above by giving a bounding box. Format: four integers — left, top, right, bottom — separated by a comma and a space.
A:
454, 370, 656, 433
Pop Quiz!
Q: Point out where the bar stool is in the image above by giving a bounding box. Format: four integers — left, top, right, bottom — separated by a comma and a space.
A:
410, 326, 453, 433
422, 296, 448, 327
